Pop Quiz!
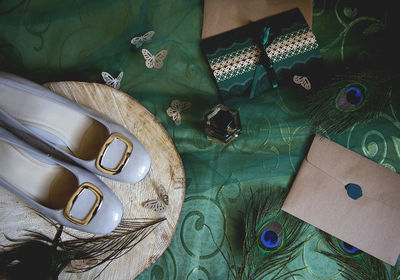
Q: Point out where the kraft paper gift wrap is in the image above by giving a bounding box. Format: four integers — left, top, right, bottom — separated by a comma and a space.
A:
201, 0, 313, 39
201, 8, 323, 103
282, 135, 400, 266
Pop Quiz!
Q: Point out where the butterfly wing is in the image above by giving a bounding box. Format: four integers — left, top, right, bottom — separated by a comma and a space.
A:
130, 36, 144, 48
142, 30, 155, 42
101, 72, 120, 89
293, 75, 311, 90
166, 107, 181, 125
101, 72, 114, 85
131, 31, 154, 48
142, 49, 154, 68
154, 50, 168, 69
157, 185, 169, 205
143, 199, 166, 213
301, 78, 312, 90
116, 72, 123, 80
114, 72, 123, 89
293, 75, 302, 84
101, 72, 123, 89
168, 100, 190, 125
170, 100, 181, 111
178, 101, 191, 111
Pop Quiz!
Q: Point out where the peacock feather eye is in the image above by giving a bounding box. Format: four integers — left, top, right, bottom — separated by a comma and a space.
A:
339, 240, 361, 255
258, 221, 282, 251
336, 84, 366, 111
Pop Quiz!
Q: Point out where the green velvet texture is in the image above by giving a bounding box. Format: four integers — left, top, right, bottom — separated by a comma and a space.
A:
1, 0, 399, 279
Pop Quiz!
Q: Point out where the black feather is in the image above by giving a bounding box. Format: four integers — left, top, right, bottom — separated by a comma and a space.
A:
0, 213, 166, 280
0, 225, 66, 280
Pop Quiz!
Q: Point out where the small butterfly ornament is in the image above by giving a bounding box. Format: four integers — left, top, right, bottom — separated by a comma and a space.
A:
101, 72, 123, 89
166, 99, 191, 125
143, 184, 169, 213
142, 48, 168, 69
293, 75, 311, 90
130, 30, 155, 48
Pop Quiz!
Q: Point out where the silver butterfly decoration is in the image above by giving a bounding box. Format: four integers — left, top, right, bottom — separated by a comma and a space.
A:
166, 99, 191, 125
143, 184, 169, 213
130, 30, 155, 48
141, 48, 168, 69
293, 75, 311, 90
101, 72, 123, 89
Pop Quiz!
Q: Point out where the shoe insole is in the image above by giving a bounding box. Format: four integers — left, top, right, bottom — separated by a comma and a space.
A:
0, 84, 108, 160
0, 141, 78, 209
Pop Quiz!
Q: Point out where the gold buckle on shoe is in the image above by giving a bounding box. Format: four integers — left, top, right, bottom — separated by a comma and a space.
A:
95, 133, 133, 175
64, 183, 103, 226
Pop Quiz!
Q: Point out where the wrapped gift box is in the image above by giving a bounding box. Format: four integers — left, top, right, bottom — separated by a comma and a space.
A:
201, 9, 323, 103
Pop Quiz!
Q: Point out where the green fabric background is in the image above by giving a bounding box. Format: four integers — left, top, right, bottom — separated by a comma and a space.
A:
1, 0, 399, 279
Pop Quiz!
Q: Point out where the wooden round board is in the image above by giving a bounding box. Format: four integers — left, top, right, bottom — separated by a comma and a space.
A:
0, 82, 186, 279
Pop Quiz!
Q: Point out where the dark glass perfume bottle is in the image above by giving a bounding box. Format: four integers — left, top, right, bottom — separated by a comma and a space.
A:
204, 104, 241, 144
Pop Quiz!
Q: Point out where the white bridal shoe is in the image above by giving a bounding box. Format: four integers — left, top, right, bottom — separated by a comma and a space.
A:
0, 72, 151, 184
0, 126, 122, 234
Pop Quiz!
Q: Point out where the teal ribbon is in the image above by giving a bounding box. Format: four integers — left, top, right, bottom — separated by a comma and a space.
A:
249, 65, 264, 99
249, 27, 278, 99
262, 26, 271, 46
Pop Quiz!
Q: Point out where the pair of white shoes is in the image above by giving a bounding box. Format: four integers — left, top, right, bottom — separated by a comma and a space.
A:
0, 72, 151, 234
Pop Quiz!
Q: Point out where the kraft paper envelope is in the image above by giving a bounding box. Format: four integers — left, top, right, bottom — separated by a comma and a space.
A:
282, 135, 400, 265
202, 0, 313, 39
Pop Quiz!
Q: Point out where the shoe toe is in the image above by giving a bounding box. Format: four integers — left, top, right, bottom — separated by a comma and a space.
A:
97, 132, 151, 183
122, 137, 151, 183
89, 189, 123, 234
65, 182, 123, 234
119, 141, 151, 183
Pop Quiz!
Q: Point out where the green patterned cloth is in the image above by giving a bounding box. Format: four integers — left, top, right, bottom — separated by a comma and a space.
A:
1, 0, 399, 279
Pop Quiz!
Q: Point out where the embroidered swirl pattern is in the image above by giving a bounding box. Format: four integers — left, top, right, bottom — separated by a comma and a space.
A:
0, 0, 398, 279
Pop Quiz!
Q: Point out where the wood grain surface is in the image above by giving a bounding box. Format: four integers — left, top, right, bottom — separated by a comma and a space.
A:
0, 82, 185, 279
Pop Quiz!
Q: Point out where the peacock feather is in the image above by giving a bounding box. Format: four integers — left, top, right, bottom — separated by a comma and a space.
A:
307, 69, 396, 135
208, 187, 308, 280
0, 224, 66, 280
0, 211, 165, 280
317, 230, 400, 280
